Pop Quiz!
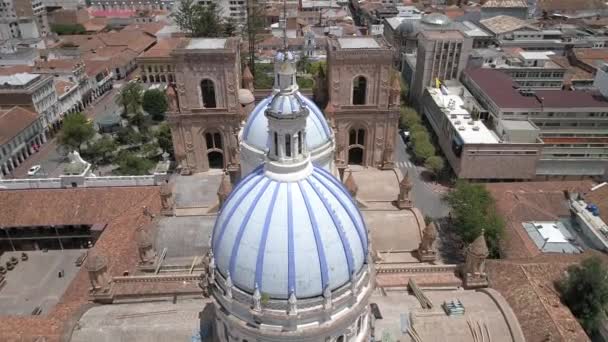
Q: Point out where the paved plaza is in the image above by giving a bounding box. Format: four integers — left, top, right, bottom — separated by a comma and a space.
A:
0, 249, 85, 315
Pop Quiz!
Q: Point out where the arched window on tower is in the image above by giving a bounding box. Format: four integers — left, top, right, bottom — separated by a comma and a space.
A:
298, 131, 303, 154
285, 134, 292, 157
201, 79, 217, 108
274, 132, 279, 157
352, 76, 367, 105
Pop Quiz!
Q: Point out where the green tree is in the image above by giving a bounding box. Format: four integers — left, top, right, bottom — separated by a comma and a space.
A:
86, 135, 117, 165
444, 181, 504, 258
400, 106, 420, 128
424, 155, 444, 177
114, 151, 154, 175
51, 23, 86, 35
409, 124, 427, 135
129, 112, 147, 132
412, 140, 435, 161
116, 82, 143, 116
558, 257, 608, 336
155, 123, 174, 156
243, 0, 266, 74
58, 112, 95, 152
142, 89, 168, 121
410, 130, 430, 145
297, 55, 312, 74
116, 127, 144, 145
309, 61, 326, 76
172, 0, 226, 37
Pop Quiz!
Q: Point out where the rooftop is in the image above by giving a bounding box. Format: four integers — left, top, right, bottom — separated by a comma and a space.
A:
464, 68, 608, 109
482, 0, 527, 7
522, 221, 582, 253
0, 186, 161, 341
337, 37, 380, 49
0, 106, 39, 145
185, 38, 227, 50
426, 86, 500, 144
139, 37, 185, 59
0, 72, 39, 86
479, 15, 534, 35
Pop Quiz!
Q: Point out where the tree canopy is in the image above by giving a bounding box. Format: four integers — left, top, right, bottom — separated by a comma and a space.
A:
444, 181, 504, 258
51, 23, 86, 35
116, 82, 143, 116
57, 112, 95, 152
558, 257, 608, 337
172, 0, 228, 37
424, 155, 444, 176
400, 106, 420, 128
412, 140, 435, 161
114, 151, 154, 175
142, 89, 168, 121
85, 135, 117, 165
155, 123, 174, 156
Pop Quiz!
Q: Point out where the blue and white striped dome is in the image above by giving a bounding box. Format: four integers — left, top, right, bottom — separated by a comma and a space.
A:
242, 94, 332, 152
212, 165, 368, 299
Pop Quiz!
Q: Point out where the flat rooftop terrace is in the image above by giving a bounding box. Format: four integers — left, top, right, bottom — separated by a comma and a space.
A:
0, 249, 84, 315
426, 87, 500, 144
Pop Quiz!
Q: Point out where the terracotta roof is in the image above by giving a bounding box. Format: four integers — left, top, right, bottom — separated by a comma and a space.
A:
0, 106, 39, 145
33, 59, 81, 72
83, 59, 110, 77
572, 48, 608, 70
486, 181, 593, 259
550, 55, 594, 85
54, 79, 76, 97
537, 0, 606, 12
487, 254, 597, 342
0, 65, 33, 75
482, 0, 527, 7
82, 17, 108, 32
122, 21, 167, 36
0, 187, 161, 341
56, 30, 156, 55
479, 15, 534, 35
139, 37, 185, 59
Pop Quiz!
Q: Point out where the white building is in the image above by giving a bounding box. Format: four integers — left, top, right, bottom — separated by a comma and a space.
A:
212, 51, 372, 342
0, 0, 48, 40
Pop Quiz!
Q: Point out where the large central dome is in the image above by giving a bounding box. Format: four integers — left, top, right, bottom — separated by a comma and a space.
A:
211, 165, 368, 299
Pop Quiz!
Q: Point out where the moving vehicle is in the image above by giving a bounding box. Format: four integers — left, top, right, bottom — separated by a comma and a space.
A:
399, 129, 410, 143
27, 165, 41, 176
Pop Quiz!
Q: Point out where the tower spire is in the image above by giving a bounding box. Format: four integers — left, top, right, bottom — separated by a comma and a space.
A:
282, 0, 288, 50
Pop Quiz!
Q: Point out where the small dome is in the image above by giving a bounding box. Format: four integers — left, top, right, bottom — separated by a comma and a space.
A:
242, 94, 332, 152
238, 89, 254, 105
422, 12, 450, 26
397, 19, 416, 35
267, 92, 304, 117
212, 165, 368, 299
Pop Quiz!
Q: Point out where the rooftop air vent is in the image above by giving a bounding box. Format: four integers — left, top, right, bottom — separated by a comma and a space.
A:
454, 120, 461, 125
472, 126, 480, 131
464, 115, 471, 120
468, 121, 474, 125
450, 114, 457, 119
458, 126, 465, 131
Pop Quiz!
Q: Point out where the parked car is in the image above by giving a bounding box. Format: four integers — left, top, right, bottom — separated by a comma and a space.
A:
27, 165, 41, 176
399, 129, 410, 144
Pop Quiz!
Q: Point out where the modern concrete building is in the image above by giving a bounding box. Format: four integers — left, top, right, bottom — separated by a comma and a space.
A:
0, 0, 49, 39
469, 49, 566, 90
409, 29, 472, 105
481, 0, 528, 20
421, 82, 543, 180
462, 67, 608, 180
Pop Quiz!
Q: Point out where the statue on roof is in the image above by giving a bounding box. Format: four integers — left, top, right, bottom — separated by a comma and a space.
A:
417, 221, 437, 262
462, 231, 490, 289
396, 171, 413, 209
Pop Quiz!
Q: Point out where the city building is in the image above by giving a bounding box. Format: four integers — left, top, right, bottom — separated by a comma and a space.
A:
481, 0, 528, 20
461, 67, 608, 179
0, 0, 48, 40
0, 106, 44, 178
325, 36, 400, 168
0, 73, 58, 136
469, 48, 566, 90
136, 37, 184, 84
409, 29, 472, 105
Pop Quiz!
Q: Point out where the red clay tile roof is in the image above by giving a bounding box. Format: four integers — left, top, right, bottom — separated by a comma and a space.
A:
54, 79, 76, 97
487, 253, 601, 342
537, 0, 606, 12
0, 106, 39, 145
0, 187, 161, 342
121, 21, 167, 36
572, 48, 608, 70
0, 65, 34, 75
139, 37, 185, 59
486, 181, 593, 259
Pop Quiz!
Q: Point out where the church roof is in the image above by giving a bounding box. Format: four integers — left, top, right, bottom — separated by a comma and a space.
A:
241, 94, 332, 153
212, 165, 368, 299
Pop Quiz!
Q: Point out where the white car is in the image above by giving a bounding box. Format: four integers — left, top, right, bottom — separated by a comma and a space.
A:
27, 165, 41, 176
399, 130, 410, 143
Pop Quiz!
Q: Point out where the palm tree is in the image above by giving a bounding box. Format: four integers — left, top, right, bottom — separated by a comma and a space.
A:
116, 82, 143, 117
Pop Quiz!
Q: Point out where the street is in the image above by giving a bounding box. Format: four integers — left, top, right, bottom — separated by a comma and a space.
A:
10, 87, 121, 178
394, 133, 450, 219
